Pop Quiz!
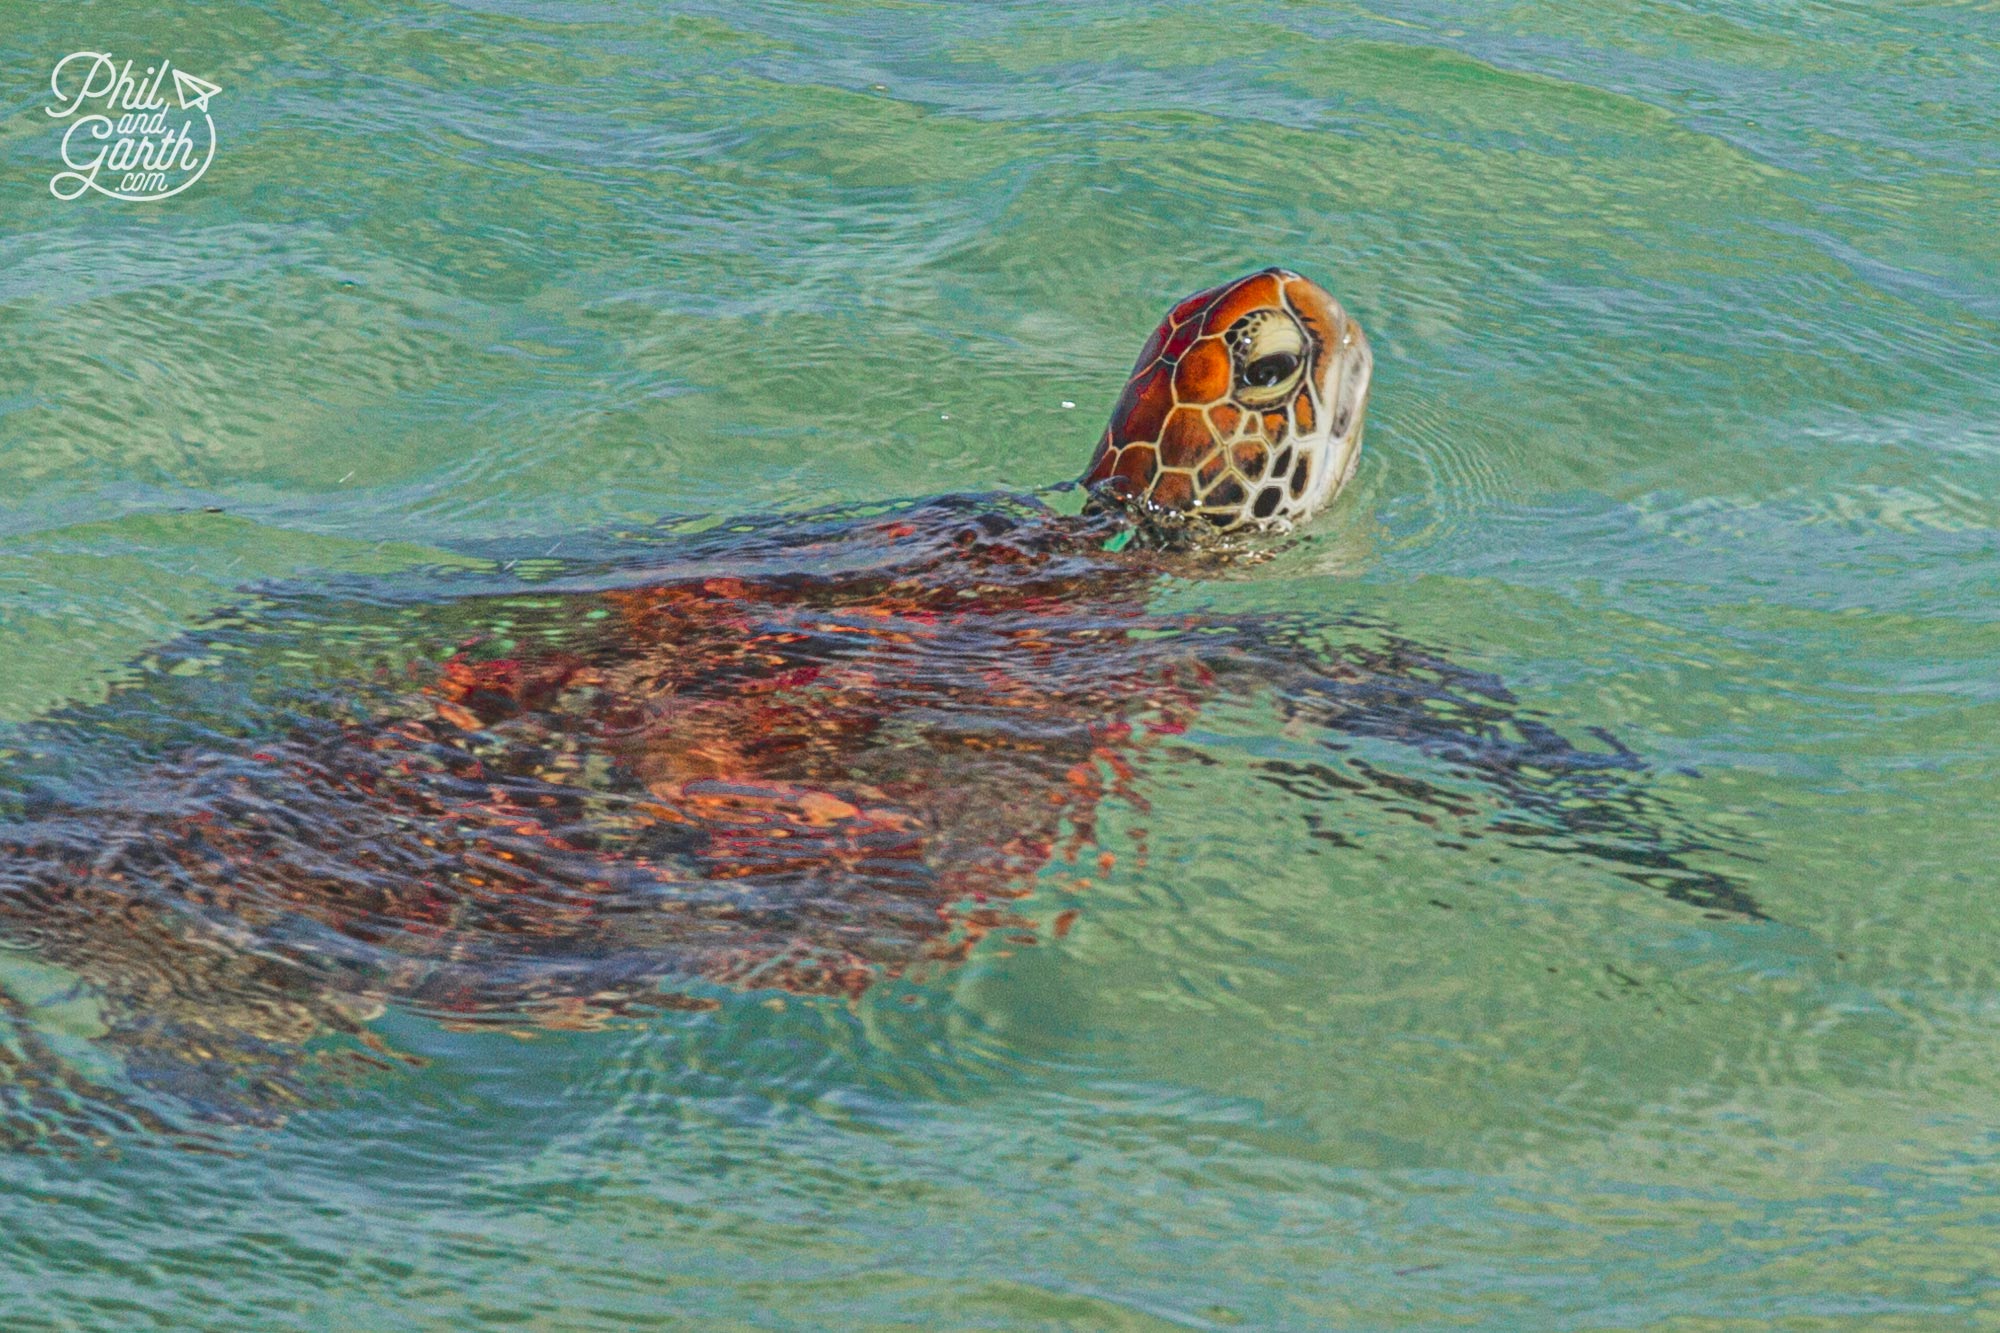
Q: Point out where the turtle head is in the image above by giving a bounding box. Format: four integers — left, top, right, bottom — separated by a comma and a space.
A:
1082, 268, 1372, 532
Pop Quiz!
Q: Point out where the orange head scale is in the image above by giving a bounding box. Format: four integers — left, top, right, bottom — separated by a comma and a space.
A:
1083, 268, 1373, 533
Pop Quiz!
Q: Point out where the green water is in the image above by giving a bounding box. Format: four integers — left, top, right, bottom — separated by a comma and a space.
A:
4, 1, 1999, 1327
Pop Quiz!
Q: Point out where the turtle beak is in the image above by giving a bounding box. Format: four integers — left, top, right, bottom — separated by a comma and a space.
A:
1304, 317, 1372, 513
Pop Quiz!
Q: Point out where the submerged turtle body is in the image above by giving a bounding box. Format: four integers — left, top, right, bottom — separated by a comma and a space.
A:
0, 274, 1749, 1139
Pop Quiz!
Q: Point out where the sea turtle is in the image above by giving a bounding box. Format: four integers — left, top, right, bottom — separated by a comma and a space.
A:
0, 271, 1752, 1142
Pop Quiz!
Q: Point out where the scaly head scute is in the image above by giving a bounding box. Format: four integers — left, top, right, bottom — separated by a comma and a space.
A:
1083, 268, 1373, 532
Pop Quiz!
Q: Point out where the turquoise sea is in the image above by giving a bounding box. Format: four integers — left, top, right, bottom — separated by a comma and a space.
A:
4, 2, 1999, 1328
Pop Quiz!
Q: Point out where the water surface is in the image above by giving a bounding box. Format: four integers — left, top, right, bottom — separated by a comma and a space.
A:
2, 1, 1997, 1328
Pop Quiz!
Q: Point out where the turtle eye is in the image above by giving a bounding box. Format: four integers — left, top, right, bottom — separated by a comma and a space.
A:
1244, 352, 1299, 388
1227, 310, 1309, 409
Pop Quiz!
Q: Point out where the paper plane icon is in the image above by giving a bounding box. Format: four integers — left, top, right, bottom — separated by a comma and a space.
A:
172, 68, 221, 112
